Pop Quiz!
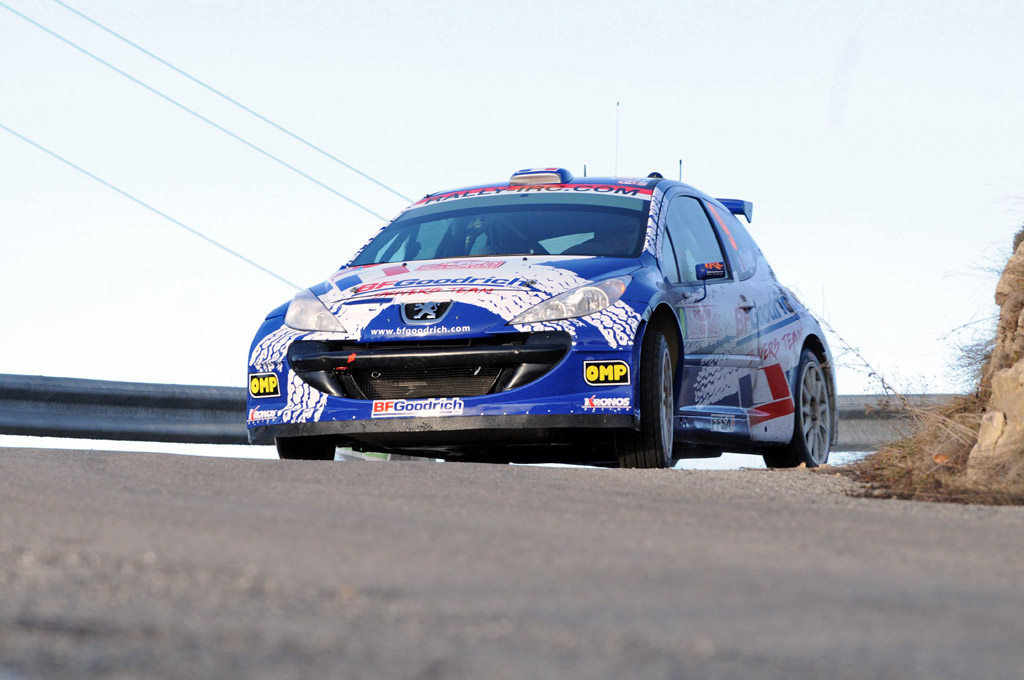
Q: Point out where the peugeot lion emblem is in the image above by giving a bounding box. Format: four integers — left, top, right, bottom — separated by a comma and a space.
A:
401, 301, 452, 325
413, 302, 439, 319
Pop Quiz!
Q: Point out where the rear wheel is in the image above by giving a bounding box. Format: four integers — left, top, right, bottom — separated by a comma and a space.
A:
763, 349, 831, 468
617, 330, 674, 469
276, 436, 336, 461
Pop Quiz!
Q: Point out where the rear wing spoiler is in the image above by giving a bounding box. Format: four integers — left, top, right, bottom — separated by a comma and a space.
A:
716, 199, 753, 223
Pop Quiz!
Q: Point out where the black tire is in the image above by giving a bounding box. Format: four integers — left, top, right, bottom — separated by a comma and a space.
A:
276, 436, 336, 461
616, 330, 674, 469
763, 349, 832, 468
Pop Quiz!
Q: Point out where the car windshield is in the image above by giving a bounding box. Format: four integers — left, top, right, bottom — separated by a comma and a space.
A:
350, 194, 650, 265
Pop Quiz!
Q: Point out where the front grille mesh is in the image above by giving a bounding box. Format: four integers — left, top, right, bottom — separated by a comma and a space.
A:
351, 365, 503, 399
290, 331, 571, 400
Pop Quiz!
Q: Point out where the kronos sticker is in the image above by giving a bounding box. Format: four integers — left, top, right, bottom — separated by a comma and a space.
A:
583, 396, 631, 409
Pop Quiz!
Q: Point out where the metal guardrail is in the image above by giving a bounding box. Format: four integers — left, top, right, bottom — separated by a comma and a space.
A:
835, 394, 955, 451
0, 373, 257, 445
0, 373, 956, 451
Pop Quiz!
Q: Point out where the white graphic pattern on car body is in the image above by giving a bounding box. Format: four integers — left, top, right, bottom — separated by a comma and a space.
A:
249, 326, 306, 368
318, 260, 635, 344
643, 184, 668, 257
280, 370, 328, 423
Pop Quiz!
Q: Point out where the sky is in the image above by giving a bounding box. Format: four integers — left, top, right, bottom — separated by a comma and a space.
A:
2, 0, 1023, 399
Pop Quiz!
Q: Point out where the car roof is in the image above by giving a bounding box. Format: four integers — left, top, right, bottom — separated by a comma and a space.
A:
416, 173, 717, 202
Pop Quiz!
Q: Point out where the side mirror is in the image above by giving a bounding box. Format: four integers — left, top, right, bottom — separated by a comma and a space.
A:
690, 261, 726, 303
695, 261, 727, 281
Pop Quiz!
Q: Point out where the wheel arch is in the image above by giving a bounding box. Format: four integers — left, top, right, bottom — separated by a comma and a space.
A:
635, 303, 684, 406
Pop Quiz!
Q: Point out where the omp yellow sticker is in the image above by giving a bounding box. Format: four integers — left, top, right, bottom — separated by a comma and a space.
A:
248, 372, 281, 398
583, 360, 630, 386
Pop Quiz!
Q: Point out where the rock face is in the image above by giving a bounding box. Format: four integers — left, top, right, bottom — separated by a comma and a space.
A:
968, 236, 1024, 481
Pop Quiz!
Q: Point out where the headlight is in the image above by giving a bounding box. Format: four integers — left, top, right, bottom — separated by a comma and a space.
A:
510, 277, 631, 324
284, 289, 346, 332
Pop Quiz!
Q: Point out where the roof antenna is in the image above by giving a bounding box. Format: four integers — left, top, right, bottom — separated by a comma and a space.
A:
678, 159, 682, 181
614, 102, 620, 176
583, 164, 587, 178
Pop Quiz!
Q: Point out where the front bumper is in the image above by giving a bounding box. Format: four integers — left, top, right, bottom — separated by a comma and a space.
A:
251, 412, 634, 462
246, 300, 647, 455
252, 412, 632, 441
247, 384, 638, 441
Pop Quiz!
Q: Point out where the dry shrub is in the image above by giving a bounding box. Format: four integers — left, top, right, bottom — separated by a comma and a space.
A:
844, 393, 1024, 504
950, 333, 995, 395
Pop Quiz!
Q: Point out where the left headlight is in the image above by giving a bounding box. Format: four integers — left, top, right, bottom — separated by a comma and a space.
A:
284, 289, 346, 332
510, 276, 631, 324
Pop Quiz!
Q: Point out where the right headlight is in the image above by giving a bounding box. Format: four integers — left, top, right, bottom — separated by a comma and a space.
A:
509, 277, 631, 325
284, 289, 346, 332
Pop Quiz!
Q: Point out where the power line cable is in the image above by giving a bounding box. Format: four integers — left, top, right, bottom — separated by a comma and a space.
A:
50, 0, 412, 203
0, 1, 389, 222
0, 120, 302, 291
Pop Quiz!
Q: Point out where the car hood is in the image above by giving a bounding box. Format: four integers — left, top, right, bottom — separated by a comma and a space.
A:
310, 256, 639, 340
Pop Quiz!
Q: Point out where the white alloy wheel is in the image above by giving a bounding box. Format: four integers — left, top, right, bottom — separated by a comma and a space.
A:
798, 358, 831, 466
657, 347, 674, 461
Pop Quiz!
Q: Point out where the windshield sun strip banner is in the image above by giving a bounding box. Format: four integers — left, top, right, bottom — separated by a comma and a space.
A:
415, 183, 654, 206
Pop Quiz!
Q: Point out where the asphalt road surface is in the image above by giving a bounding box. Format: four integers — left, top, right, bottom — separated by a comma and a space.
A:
1, 448, 1022, 680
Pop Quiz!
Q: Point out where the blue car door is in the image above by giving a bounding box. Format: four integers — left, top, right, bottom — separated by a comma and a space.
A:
658, 192, 761, 440
702, 199, 802, 443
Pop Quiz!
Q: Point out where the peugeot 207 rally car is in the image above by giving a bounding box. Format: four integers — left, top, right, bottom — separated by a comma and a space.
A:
247, 167, 837, 467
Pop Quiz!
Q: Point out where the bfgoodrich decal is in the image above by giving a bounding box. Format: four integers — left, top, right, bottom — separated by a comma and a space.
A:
371, 397, 465, 418
355, 276, 528, 294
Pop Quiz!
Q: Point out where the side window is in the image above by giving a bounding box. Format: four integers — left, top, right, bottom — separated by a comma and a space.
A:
705, 202, 760, 281
666, 196, 727, 283
660, 230, 681, 282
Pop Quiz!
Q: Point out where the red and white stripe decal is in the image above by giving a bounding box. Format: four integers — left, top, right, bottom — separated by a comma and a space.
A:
747, 363, 794, 426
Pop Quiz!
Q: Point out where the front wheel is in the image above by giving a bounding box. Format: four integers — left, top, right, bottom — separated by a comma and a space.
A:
276, 436, 336, 461
763, 349, 831, 468
616, 330, 674, 469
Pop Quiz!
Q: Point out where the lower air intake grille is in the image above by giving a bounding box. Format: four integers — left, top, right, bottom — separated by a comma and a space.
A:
351, 366, 502, 399
287, 331, 572, 400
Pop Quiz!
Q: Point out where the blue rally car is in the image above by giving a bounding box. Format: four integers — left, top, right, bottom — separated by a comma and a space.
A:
247, 167, 837, 468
